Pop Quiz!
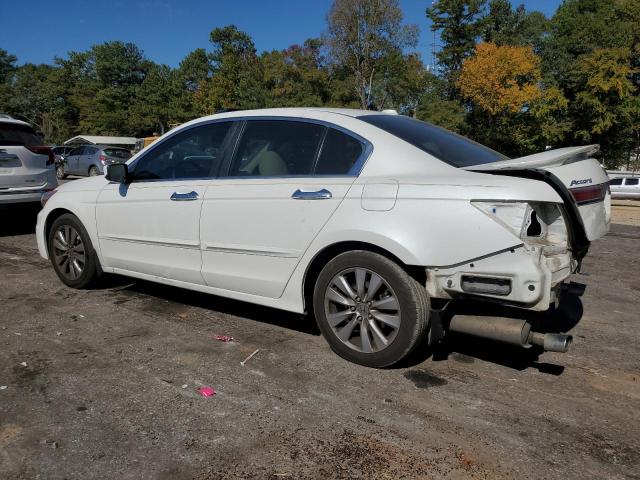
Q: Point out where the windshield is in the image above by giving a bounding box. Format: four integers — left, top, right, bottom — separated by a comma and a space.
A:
357, 115, 508, 167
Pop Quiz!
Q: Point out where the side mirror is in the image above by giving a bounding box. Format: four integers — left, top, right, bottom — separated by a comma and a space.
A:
106, 163, 129, 183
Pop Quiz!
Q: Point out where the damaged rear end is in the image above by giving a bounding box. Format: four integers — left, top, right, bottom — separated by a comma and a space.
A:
426, 145, 610, 352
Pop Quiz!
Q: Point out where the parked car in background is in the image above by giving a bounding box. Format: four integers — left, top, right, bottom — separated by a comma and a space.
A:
609, 176, 640, 199
37, 108, 610, 368
57, 145, 132, 178
0, 117, 57, 204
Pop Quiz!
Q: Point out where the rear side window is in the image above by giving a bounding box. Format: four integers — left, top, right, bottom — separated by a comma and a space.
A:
625, 178, 639, 186
358, 114, 507, 167
610, 178, 623, 185
104, 148, 132, 160
315, 128, 364, 175
230, 120, 324, 177
0, 123, 42, 146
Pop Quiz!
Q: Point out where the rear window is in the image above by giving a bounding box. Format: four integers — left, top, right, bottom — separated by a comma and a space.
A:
0, 122, 42, 146
104, 148, 132, 160
357, 114, 508, 167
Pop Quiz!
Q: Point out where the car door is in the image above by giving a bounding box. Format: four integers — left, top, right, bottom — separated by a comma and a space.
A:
80, 146, 98, 175
95, 121, 234, 284
622, 177, 639, 198
200, 119, 370, 298
66, 147, 83, 175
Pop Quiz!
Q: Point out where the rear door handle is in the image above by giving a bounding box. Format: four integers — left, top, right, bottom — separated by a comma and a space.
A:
291, 188, 332, 200
170, 191, 199, 201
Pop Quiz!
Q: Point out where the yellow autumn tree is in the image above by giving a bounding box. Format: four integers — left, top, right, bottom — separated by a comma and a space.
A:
457, 42, 542, 115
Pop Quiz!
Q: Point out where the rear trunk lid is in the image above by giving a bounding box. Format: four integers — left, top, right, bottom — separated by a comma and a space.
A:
0, 121, 51, 189
465, 145, 610, 257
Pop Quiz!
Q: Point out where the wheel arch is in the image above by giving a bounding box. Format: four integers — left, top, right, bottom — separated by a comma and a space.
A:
301, 240, 426, 313
44, 208, 76, 253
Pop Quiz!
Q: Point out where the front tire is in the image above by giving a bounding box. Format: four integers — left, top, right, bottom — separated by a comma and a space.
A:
313, 250, 430, 368
48, 214, 100, 289
56, 165, 67, 179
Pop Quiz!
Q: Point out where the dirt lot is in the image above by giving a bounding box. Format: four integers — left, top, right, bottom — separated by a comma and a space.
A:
612, 200, 640, 227
0, 201, 639, 480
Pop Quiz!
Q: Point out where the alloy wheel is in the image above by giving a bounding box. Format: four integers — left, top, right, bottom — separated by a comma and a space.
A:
324, 267, 401, 353
51, 225, 86, 280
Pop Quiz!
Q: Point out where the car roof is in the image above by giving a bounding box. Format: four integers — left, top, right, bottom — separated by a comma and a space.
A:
196, 107, 390, 122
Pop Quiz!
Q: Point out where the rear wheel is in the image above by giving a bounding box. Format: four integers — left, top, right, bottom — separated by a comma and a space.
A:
313, 250, 430, 368
56, 165, 67, 179
89, 166, 99, 177
48, 214, 100, 289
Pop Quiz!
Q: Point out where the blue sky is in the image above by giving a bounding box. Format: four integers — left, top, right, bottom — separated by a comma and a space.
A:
0, 0, 561, 68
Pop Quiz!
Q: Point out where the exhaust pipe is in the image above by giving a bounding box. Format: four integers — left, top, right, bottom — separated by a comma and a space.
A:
448, 316, 572, 352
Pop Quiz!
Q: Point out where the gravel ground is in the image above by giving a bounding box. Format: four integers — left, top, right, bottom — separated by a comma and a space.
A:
0, 202, 638, 479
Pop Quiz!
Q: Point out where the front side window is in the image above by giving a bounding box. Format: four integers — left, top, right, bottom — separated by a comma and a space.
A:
133, 122, 232, 180
625, 178, 639, 186
358, 114, 508, 168
315, 128, 364, 175
230, 120, 324, 177
69, 147, 83, 156
610, 178, 623, 185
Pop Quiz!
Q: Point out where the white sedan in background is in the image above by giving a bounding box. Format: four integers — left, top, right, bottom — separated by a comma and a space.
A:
36, 108, 610, 367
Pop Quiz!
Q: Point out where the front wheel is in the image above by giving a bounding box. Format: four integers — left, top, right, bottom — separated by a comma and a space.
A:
56, 165, 67, 179
48, 214, 101, 289
313, 250, 430, 368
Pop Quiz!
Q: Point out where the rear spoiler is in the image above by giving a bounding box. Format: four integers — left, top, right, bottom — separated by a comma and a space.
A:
464, 145, 600, 172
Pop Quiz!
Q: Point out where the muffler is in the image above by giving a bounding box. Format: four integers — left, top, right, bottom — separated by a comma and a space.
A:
448, 316, 572, 352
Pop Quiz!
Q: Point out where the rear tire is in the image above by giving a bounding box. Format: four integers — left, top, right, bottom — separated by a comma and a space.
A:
89, 166, 99, 177
48, 214, 101, 289
313, 250, 430, 368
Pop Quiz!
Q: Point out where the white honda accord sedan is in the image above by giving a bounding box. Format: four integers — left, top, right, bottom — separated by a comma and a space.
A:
36, 108, 610, 367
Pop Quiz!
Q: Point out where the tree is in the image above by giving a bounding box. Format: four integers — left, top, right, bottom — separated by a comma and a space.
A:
426, 0, 485, 96
195, 25, 265, 113
262, 39, 330, 107
0, 49, 17, 84
458, 42, 542, 115
458, 42, 569, 155
326, 0, 418, 109
415, 73, 466, 132
540, 0, 640, 165
0, 50, 17, 113
481, 0, 549, 49
130, 63, 176, 135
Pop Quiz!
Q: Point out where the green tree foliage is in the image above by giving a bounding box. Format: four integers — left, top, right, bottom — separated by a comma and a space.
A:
426, 0, 485, 96
195, 25, 265, 113
481, 0, 549, 49
326, 0, 418, 109
262, 39, 330, 107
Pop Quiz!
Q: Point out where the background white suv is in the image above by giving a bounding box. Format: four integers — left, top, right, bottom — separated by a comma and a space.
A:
0, 117, 57, 204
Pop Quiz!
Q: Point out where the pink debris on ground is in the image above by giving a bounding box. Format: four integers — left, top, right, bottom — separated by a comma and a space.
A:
197, 386, 216, 397
212, 334, 234, 342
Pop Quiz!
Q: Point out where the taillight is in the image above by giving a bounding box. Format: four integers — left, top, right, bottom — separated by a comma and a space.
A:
99, 155, 107, 164
26, 145, 55, 166
570, 183, 607, 205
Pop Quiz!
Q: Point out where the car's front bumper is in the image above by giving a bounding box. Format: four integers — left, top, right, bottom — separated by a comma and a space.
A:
426, 244, 576, 311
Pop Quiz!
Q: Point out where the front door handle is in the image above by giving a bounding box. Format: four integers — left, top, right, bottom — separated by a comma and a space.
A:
291, 188, 332, 200
170, 191, 199, 201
